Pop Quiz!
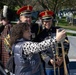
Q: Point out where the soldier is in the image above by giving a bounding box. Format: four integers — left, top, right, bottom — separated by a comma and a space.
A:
34, 10, 70, 75
0, 19, 5, 60
14, 5, 44, 75
0, 5, 12, 68
0, 24, 7, 75
16, 5, 42, 40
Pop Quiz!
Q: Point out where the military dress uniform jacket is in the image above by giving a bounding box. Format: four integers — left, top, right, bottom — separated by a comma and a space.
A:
0, 25, 5, 60
0, 24, 12, 67
33, 26, 70, 68
0, 25, 5, 35
13, 37, 56, 75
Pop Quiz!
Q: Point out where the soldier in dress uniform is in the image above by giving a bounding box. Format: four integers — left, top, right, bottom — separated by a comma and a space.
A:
0, 24, 7, 75
0, 17, 5, 60
0, 5, 12, 68
34, 10, 70, 75
14, 5, 44, 75
16, 5, 42, 40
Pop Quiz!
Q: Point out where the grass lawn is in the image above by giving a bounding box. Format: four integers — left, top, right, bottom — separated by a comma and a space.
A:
67, 32, 76, 36
57, 18, 76, 31
57, 17, 76, 36
58, 25, 76, 31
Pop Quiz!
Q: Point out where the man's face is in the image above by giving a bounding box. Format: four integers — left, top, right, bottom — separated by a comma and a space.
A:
43, 19, 52, 29
20, 16, 32, 24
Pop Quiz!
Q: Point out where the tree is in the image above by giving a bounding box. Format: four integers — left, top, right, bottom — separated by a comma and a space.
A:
36, 0, 76, 13
0, 0, 76, 13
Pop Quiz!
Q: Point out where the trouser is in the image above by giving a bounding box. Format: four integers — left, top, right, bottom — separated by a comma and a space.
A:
45, 65, 70, 75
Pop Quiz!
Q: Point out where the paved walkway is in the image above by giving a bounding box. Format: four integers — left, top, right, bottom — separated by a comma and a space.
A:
68, 36, 76, 61
66, 29, 76, 34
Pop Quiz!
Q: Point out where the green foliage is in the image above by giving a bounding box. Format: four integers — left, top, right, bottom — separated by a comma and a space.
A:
58, 17, 76, 31
57, 17, 76, 36
0, 0, 76, 12
67, 32, 76, 36
58, 18, 68, 26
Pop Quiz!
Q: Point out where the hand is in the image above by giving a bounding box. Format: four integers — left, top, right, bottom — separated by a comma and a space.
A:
50, 57, 63, 67
50, 59, 54, 66
55, 57, 63, 66
56, 29, 66, 42
50, 59, 57, 66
